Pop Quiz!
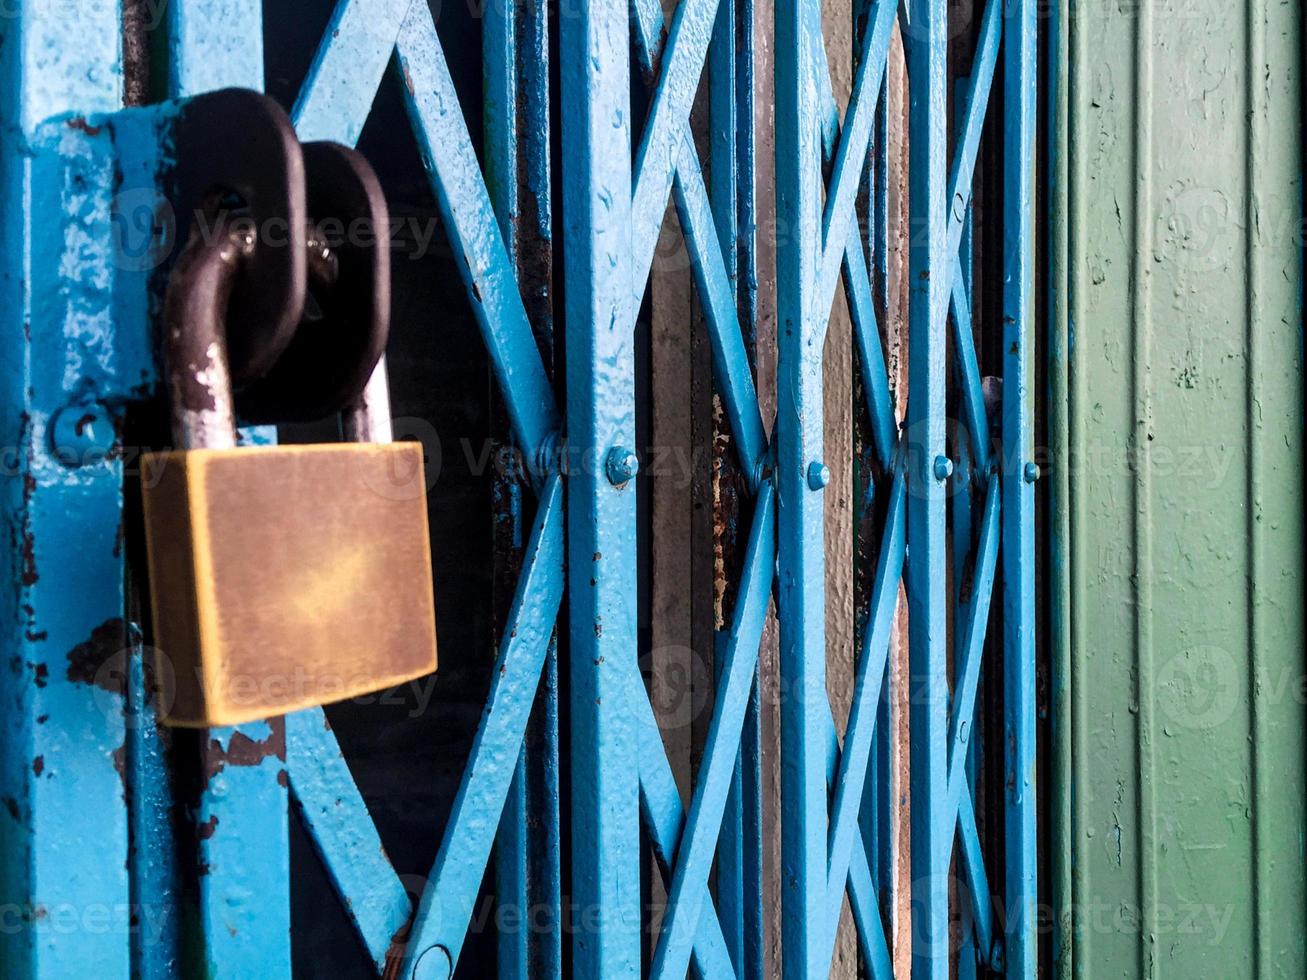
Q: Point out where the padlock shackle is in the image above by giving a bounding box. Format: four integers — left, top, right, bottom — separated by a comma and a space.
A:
162, 221, 246, 450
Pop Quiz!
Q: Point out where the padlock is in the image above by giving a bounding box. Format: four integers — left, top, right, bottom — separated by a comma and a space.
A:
138, 145, 437, 728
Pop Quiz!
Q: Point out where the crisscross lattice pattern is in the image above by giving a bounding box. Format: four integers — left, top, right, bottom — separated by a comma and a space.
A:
159, 0, 1036, 976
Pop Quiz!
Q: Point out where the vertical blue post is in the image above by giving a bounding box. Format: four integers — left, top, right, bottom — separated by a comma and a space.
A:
905, 0, 950, 977
1002, 0, 1037, 973
0, 2, 131, 976
559, 0, 641, 973
166, 4, 292, 975
486, 0, 562, 972
708, 0, 762, 973
775, 0, 828, 972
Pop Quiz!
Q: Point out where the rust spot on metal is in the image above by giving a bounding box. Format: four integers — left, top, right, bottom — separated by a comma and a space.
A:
202, 717, 287, 782
66, 618, 137, 692
32, 663, 48, 688
196, 815, 219, 840
276, 769, 289, 788
32, 756, 43, 777
381, 918, 415, 980
20, 468, 37, 586
2, 796, 20, 821
67, 117, 103, 137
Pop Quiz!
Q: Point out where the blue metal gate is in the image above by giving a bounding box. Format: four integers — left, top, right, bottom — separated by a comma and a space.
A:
0, 0, 1038, 976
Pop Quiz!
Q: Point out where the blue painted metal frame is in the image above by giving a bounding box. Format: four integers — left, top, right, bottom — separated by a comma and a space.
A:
776, 0, 1038, 976
2, 0, 1039, 975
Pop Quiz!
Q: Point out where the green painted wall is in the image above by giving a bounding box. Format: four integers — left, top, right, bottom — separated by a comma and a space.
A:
1054, 0, 1305, 976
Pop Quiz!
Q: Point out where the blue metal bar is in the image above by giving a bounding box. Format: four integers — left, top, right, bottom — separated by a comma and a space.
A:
815, 0, 897, 314
125, 628, 183, 978
905, 1, 951, 976
706, 0, 758, 967
775, 0, 830, 969
395, 3, 560, 466
194, 717, 292, 977
630, 0, 725, 292
0, 5, 132, 976
558, 0, 641, 969
632, 686, 738, 978
953, 131, 981, 979
291, 0, 409, 145
957, 790, 994, 961
399, 475, 566, 974
286, 708, 411, 971
844, 229, 898, 469
671, 154, 770, 484
823, 474, 905, 955
863, 74, 895, 908
166, 0, 265, 98
514, 3, 563, 958
650, 485, 775, 980
950, 257, 992, 473
944, 0, 1002, 282
946, 479, 1000, 809
628, 0, 769, 482
1002, 0, 1038, 973
820, 713, 892, 980
482, 4, 531, 974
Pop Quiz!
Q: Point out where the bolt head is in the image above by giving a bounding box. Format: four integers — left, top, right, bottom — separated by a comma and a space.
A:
50, 402, 115, 468
806, 461, 831, 491
605, 446, 639, 486
1024, 461, 1041, 484
932, 455, 954, 481
412, 944, 453, 980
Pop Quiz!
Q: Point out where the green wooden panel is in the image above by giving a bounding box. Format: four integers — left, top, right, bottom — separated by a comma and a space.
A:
1055, 0, 1305, 976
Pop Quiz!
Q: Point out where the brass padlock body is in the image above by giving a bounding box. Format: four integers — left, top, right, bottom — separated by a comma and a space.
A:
141, 442, 437, 727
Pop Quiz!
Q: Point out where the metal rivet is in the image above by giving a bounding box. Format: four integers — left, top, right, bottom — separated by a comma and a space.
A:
49, 401, 114, 468
605, 446, 639, 486
1024, 461, 1041, 484
412, 944, 453, 980
933, 455, 953, 481
806, 461, 831, 491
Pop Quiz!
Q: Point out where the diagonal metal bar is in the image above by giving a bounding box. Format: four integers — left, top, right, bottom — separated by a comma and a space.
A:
801, 0, 897, 470
815, 0, 898, 317
844, 224, 898, 470
943, 0, 1002, 278
290, 0, 411, 145
634, 675, 741, 978
287, 709, 412, 972
631, 0, 724, 285
949, 267, 993, 473
629, 0, 768, 483
821, 705, 894, 980
846, 831, 895, 980
394, 2, 560, 466
671, 141, 770, 483
945, 477, 1001, 817
957, 788, 994, 962
650, 484, 775, 980
399, 475, 565, 975
824, 473, 906, 945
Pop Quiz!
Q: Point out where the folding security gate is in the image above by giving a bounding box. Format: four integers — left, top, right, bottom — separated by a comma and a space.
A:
0, 0, 1039, 976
